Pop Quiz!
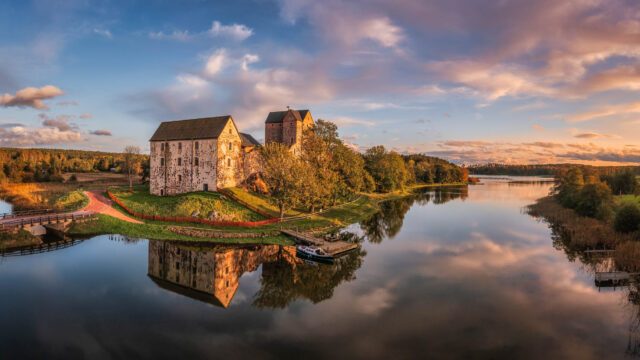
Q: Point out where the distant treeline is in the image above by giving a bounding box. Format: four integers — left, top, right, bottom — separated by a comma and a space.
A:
0, 148, 149, 183
469, 163, 640, 177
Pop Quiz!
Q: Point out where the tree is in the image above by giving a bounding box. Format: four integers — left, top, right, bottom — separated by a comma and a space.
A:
615, 203, 640, 233
260, 143, 307, 218
575, 182, 613, 219
553, 167, 585, 208
301, 129, 338, 211
123, 146, 141, 191
364, 146, 408, 193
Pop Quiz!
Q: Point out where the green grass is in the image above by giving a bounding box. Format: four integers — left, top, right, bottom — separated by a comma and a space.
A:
615, 194, 640, 206
53, 190, 89, 211
69, 214, 293, 245
111, 185, 264, 222
224, 187, 305, 217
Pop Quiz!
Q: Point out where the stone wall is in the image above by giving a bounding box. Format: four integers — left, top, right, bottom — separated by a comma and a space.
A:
265, 122, 283, 144
215, 121, 243, 189
150, 139, 218, 195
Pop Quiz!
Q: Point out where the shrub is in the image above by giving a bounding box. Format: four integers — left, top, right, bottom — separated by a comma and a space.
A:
575, 182, 613, 219
615, 203, 640, 233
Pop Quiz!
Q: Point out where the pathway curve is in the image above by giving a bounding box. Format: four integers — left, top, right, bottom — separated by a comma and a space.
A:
83, 190, 143, 224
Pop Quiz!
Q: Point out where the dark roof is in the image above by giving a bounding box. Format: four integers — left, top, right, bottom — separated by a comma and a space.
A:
265, 109, 310, 124
240, 133, 260, 147
149, 116, 233, 141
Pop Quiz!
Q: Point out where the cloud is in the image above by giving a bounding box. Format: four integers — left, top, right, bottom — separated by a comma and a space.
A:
0, 85, 64, 110
208, 21, 253, 41
573, 132, 615, 139
78, 113, 93, 119
567, 101, 640, 122
89, 129, 112, 136
56, 100, 78, 106
204, 49, 226, 77
39, 113, 76, 131
426, 139, 640, 165
93, 28, 113, 39
0, 126, 83, 146
149, 30, 191, 41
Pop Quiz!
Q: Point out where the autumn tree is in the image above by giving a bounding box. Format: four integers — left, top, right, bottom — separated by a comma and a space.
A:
260, 142, 307, 218
123, 145, 141, 191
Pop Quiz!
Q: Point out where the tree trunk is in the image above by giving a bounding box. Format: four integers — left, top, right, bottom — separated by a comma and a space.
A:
279, 205, 285, 219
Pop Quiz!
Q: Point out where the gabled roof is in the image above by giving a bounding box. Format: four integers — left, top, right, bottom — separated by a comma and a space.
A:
239, 133, 260, 147
149, 115, 233, 141
265, 109, 310, 124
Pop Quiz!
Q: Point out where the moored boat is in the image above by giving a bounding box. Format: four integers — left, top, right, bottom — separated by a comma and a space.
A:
296, 245, 334, 263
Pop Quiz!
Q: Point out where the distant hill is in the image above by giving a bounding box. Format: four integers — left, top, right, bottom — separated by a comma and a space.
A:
0, 147, 149, 183
468, 163, 640, 176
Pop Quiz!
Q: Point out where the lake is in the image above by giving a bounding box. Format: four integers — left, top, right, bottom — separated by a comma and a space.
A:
0, 199, 11, 215
0, 179, 634, 359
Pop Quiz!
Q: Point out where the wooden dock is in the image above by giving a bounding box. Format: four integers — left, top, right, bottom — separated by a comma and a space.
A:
281, 230, 358, 256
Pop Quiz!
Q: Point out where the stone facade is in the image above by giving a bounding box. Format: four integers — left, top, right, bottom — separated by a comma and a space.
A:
149, 110, 313, 196
265, 109, 314, 156
147, 240, 284, 307
149, 116, 245, 196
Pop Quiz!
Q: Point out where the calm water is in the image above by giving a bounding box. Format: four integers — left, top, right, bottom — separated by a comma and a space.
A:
0, 179, 635, 359
0, 199, 11, 214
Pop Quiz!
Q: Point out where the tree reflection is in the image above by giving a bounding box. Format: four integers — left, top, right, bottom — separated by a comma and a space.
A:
147, 238, 366, 309
253, 244, 366, 308
360, 187, 468, 243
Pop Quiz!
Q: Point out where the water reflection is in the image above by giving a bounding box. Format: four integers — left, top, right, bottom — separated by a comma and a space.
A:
147, 240, 366, 308
360, 186, 468, 242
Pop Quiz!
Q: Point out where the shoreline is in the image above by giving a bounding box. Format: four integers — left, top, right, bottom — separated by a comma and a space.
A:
1, 182, 469, 247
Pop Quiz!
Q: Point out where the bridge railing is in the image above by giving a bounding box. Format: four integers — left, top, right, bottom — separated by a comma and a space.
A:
0, 208, 54, 220
0, 212, 95, 232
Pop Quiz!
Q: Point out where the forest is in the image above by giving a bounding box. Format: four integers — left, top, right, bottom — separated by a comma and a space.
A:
470, 163, 640, 176
0, 148, 149, 183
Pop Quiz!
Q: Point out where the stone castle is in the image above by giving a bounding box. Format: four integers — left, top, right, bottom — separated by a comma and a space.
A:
149, 108, 313, 196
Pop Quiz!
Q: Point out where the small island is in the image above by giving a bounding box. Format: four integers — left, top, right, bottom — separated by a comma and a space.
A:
0, 108, 469, 251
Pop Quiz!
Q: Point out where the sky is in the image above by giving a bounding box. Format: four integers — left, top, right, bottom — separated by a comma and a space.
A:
1, 0, 640, 165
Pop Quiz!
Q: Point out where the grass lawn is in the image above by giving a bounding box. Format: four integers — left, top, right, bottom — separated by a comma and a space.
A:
224, 187, 305, 217
69, 214, 293, 245
615, 194, 640, 207
110, 185, 264, 222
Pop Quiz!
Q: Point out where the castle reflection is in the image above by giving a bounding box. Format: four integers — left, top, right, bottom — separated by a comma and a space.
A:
147, 240, 365, 308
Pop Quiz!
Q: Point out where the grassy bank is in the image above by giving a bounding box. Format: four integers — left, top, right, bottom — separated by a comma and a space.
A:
0, 229, 41, 250
69, 214, 293, 245
110, 185, 264, 222
0, 172, 132, 211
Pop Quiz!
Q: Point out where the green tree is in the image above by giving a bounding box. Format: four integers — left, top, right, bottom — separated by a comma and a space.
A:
260, 142, 307, 218
615, 203, 640, 233
575, 182, 613, 219
364, 146, 408, 193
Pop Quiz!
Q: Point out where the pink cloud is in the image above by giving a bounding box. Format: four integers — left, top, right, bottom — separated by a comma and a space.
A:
0, 85, 64, 110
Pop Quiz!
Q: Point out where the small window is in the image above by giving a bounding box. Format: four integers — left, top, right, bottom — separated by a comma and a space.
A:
160, 143, 164, 151
227, 158, 231, 166
178, 142, 182, 150
178, 175, 182, 182
226, 280, 230, 287
228, 142, 232, 151
178, 158, 182, 166
195, 157, 199, 166
195, 141, 199, 150
229, 128, 232, 134
160, 158, 165, 166
176, 262, 180, 270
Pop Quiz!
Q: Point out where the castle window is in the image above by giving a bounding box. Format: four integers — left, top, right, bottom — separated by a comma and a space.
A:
160, 143, 164, 151
227, 158, 231, 166
195, 141, 199, 150
160, 158, 165, 166
178, 158, 182, 166
228, 142, 232, 151
178, 175, 182, 182
195, 157, 199, 166
229, 128, 232, 134
178, 142, 182, 150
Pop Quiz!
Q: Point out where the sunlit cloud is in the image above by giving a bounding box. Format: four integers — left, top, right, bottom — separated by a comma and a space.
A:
0, 85, 64, 110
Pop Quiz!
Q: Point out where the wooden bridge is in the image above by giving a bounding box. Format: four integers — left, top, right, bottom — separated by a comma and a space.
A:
0, 210, 95, 232
281, 229, 358, 256
0, 237, 87, 257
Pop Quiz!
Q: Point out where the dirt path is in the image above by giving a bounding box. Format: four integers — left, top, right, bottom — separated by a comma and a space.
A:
83, 190, 143, 224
